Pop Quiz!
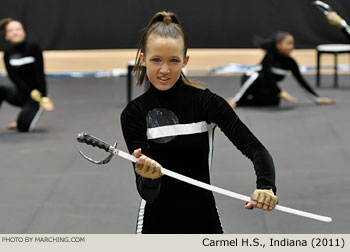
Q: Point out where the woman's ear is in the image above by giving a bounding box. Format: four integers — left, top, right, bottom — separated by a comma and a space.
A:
182, 55, 189, 68
140, 53, 146, 66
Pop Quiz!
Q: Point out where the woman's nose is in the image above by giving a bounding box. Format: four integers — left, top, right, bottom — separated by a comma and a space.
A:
160, 63, 170, 73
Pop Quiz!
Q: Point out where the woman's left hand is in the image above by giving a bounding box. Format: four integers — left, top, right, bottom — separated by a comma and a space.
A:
245, 189, 278, 211
317, 97, 335, 105
225, 97, 237, 108
30, 89, 55, 111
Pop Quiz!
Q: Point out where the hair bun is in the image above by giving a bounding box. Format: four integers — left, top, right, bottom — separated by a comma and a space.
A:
151, 11, 179, 25
163, 14, 172, 24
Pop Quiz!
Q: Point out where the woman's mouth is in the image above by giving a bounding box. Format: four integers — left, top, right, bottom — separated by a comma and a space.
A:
157, 77, 170, 83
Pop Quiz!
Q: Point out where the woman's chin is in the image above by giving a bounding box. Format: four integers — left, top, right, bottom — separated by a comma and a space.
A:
153, 81, 175, 91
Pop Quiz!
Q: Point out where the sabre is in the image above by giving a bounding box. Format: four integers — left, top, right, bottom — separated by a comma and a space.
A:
312, 0, 350, 35
312, 0, 333, 16
77, 132, 332, 223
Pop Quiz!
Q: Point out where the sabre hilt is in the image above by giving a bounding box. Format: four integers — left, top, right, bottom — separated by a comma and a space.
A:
77, 132, 112, 152
77, 132, 117, 165
312, 1, 333, 16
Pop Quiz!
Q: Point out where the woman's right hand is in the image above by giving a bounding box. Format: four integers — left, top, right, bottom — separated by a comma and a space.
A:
279, 90, 298, 103
327, 11, 344, 28
132, 148, 162, 179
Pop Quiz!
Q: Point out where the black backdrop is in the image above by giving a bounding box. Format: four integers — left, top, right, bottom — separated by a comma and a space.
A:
0, 0, 349, 50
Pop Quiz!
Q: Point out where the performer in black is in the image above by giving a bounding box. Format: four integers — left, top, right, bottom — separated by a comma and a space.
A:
226, 32, 335, 108
0, 18, 53, 132
121, 11, 278, 234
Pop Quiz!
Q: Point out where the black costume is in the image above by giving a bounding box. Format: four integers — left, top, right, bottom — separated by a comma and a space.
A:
340, 24, 350, 41
333, 15, 350, 41
121, 78, 276, 234
0, 41, 46, 131
234, 47, 320, 106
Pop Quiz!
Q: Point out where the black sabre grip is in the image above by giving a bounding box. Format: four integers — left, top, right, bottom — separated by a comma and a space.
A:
77, 132, 111, 152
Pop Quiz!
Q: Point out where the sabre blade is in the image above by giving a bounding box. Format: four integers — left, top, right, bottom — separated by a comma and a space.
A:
77, 132, 332, 223
114, 148, 138, 163
112, 147, 332, 223
275, 205, 332, 223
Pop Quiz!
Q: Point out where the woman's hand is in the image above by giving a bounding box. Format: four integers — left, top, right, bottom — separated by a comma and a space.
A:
30, 89, 54, 111
317, 97, 335, 105
38, 97, 54, 111
7, 121, 17, 130
225, 97, 237, 108
279, 90, 298, 103
245, 189, 278, 211
132, 148, 162, 180
327, 11, 344, 28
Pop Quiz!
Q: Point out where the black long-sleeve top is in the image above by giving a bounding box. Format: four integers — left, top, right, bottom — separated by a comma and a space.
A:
341, 26, 350, 41
3, 41, 47, 98
260, 47, 319, 99
120, 78, 276, 233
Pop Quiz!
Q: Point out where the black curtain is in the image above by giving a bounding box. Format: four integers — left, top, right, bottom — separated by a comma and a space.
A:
1, 0, 349, 50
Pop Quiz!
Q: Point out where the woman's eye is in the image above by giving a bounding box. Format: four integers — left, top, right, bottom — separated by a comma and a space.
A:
170, 59, 180, 63
151, 58, 161, 62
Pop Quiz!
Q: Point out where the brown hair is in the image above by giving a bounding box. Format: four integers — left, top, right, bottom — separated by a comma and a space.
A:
253, 31, 292, 51
133, 11, 200, 87
0, 18, 15, 36
0, 18, 21, 36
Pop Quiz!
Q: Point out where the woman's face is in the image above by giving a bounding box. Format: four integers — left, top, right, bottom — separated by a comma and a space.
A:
5, 21, 26, 44
276, 35, 295, 56
141, 35, 189, 91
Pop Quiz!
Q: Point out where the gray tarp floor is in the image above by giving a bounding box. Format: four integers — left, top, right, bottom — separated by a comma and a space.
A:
0, 74, 349, 234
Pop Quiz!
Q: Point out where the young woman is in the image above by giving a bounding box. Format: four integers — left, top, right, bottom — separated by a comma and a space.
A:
120, 11, 278, 234
0, 18, 53, 132
227, 32, 335, 108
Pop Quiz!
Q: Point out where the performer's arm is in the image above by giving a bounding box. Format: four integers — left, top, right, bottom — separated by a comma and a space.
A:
200, 89, 276, 193
32, 44, 47, 96
288, 57, 334, 104
120, 102, 161, 202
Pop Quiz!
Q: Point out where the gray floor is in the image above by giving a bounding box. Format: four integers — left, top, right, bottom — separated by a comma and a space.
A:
0, 74, 349, 234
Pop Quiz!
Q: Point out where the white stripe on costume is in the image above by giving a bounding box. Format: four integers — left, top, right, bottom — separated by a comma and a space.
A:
9, 56, 35, 66
207, 123, 215, 172
146, 121, 208, 139
136, 199, 146, 234
271, 67, 289, 76
233, 71, 259, 102
233, 66, 289, 103
29, 108, 44, 131
206, 123, 224, 232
